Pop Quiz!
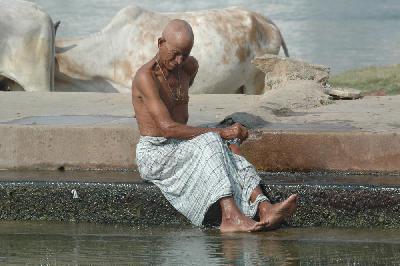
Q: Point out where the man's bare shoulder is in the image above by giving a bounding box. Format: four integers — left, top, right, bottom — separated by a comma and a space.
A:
182, 56, 199, 77
133, 60, 157, 92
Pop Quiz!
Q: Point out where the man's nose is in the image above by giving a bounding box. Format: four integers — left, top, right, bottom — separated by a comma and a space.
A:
175, 55, 183, 65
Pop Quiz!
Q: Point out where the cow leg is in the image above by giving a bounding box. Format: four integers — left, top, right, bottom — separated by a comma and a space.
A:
8, 80, 24, 91
0, 77, 24, 91
0, 76, 8, 91
243, 71, 265, 95
235, 85, 245, 94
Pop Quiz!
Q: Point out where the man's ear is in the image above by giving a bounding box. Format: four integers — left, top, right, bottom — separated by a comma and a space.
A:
158, 37, 166, 48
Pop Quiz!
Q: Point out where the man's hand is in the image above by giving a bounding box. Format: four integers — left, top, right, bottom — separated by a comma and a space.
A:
220, 123, 249, 141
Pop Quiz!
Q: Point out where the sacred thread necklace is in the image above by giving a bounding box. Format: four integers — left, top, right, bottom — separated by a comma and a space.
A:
155, 58, 182, 101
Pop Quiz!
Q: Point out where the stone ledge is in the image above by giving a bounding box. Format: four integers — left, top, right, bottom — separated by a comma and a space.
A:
0, 172, 399, 228
242, 131, 400, 172
0, 125, 139, 170
1, 92, 399, 172
1, 125, 399, 172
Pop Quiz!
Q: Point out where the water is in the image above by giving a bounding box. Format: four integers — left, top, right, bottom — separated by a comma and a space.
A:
1, 221, 399, 265
27, 0, 400, 74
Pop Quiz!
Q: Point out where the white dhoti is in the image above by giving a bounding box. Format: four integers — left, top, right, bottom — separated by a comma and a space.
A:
136, 132, 267, 226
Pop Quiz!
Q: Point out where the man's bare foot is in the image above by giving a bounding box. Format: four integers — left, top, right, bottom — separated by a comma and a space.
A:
220, 212, 265, 233
219, 196, 266, 233
258, 194, 298, 230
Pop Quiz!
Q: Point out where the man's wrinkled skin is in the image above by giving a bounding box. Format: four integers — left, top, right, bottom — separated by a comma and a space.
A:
132, 19, 298, 233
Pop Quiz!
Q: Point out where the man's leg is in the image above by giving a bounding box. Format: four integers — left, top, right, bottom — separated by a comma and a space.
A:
219, 196, 266, 233
228, 144, 298, 229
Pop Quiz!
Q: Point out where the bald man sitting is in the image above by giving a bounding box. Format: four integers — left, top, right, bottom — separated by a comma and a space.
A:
132, 19, 298, 232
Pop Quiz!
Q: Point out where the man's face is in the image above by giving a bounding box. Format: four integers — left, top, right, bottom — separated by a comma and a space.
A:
158, 37, 193, 71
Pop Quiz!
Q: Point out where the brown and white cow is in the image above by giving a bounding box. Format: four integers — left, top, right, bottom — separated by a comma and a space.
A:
55, 5, 288, 94
0, 0, 55, 92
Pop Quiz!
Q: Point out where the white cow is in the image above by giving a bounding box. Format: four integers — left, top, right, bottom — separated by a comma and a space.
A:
0, 0, 55, 91
55, 5, 288, 94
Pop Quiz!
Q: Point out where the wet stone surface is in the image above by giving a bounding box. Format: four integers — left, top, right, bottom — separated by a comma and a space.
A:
0, 171, 399, 228
0, 182, 188, 226
263, 184, 400, 228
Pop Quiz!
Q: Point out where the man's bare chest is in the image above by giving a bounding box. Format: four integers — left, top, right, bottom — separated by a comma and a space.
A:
156, 72, 190, 109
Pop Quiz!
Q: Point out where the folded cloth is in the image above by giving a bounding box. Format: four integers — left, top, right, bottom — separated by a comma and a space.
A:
136, 132, 268, 226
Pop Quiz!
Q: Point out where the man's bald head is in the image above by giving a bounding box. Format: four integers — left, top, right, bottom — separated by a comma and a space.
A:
162, 19, 194, 48
157, 19, 194, 70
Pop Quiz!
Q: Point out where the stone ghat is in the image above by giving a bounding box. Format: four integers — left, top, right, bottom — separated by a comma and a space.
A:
0, 171, 399, 228
1, 92, 400, 172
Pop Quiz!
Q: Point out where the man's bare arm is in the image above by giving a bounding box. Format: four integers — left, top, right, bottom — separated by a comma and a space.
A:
172, 103, 189, 124
184, 56, 198, 87
173, 56, 197, 125
135, 71, 247, 140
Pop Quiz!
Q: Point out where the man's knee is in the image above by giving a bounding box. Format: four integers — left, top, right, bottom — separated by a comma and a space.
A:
202, 132, 224, 147
192, 132, 224, 153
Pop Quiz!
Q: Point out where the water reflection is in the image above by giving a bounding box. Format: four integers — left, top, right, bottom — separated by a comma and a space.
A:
1, 221, 400, 265
214, 233, 298, 265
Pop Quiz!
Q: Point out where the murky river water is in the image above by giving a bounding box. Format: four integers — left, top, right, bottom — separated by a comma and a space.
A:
1, 221, 399, 265
27, 0, 400, 74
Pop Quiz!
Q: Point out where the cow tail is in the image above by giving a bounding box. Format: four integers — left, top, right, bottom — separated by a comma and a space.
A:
267, 17, 290, 57
253, 12, 290, 58
280, 32, 289, 57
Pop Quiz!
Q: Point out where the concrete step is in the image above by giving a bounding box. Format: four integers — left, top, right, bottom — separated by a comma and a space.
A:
1, 92, 399, 172
0, 171, 399, 228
